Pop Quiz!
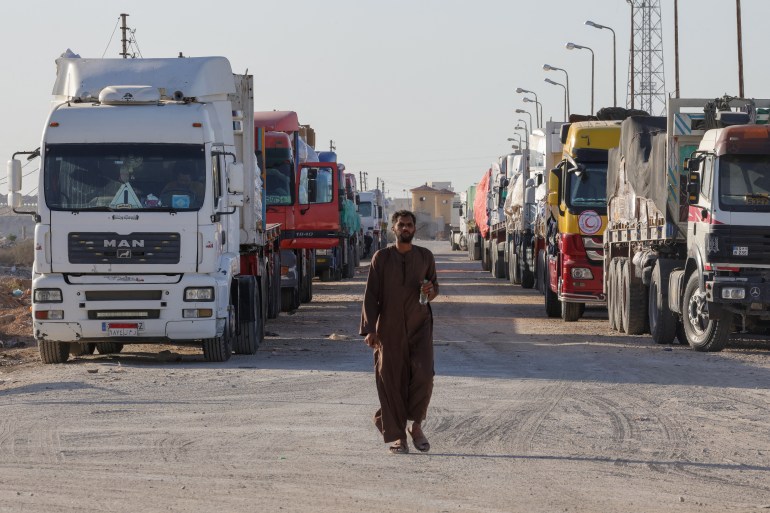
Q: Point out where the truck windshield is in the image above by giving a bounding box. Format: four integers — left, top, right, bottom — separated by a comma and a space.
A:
358, 201, 373, 217
44, 143, 206, 211
718, 154, 770, 212
265, 162, 293, 206
566, 162, 607, 210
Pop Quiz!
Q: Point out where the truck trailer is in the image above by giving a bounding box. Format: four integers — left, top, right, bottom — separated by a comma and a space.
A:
7, 54, 281, 363
605, 97, 770, 350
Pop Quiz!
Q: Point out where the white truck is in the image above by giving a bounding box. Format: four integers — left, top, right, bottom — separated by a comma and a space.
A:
605, 97, 770, 350
7, 54, 281, 363
357, 189, 385, 258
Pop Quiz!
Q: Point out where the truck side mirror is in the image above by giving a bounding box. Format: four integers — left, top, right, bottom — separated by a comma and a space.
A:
684, 158, 700, 172
687, 172, 700, 203
458, 206, 464, 217
7, 159, 22, 193
227, 162, 244, 194
547, 191, 559, 207
526, 187, 536, 204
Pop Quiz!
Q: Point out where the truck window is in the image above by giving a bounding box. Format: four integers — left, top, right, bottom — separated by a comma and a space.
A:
299, 167, 334, 204
358, 201, 373, 217
701, 155, 714, 201
718, 154, 770, 211
266, 163, 293, 206
566, 162, 607, 210
44, 143, 206, 211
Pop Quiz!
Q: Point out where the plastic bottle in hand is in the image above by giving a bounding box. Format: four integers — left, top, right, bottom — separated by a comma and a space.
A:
419, 279, 429, 305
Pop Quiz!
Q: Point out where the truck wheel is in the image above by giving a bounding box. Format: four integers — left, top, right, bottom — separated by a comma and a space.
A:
320, 269, 333, 282
96, 343, 124, 355
39, 340, 70, 364
613, 259, 626, 333
300, 273, 313, 303
459, 235, 468, 252
481, 239, 491, 272
537, 250, 547, 294
648, 262, 677, 344
682, 272, 731, 352
607, 259, 618, 331
544, 264, 560, 318
202, 335, 232, 362
511, 251, 522, 285
561, 301, 582, 322
267, 254, 281, 319
493, 244, 506, 279
233, 279, 261, 355
521, 267, 535, 289
622, 258, 648, 335
281, 287, 300, 312
675, 319, 687, 345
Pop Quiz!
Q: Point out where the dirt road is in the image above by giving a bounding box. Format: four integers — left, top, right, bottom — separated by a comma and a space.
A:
1, 241, 769, 512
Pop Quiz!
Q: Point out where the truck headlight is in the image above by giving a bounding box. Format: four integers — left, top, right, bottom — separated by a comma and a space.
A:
570, 268, 594, 280
34, 288, 62, 303
316, 249, 329, 255
184, 287, 214, 301
721, 287, 746, 299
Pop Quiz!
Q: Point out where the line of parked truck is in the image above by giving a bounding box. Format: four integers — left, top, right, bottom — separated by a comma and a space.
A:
456, 96, 770, 352
6, 51, 387, 363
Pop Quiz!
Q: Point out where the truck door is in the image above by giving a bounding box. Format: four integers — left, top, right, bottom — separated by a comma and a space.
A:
292, 162, 341, 249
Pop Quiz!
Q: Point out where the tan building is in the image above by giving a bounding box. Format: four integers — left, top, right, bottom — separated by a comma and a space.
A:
410, 184, 455, 240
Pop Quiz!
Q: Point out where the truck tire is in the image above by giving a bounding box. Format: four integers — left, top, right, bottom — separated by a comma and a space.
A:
492, 243, 506, 279
39, 340, 70, 364
521, 265, 535, 289
233, 276, 261, 355
648, 262, 677, 344
481, 239, 491, 272
622, 259, 648, 335
614, 259, 626, 333
300, 272, 313, 304
682, 272, 731, 352
503, 240, 511, 281
320, 269, 333, 282
537, 250, 547, 294
345, 245, 356, 279
675, 319, 687, 345
267, 253, 281, 319
96, 342, 124, 355
281, 287, 300, 312
544, 263, 560, 318
202, 335, 232, 362
561, 301, 582, 322
511, 251, 521, 285
607, 259, 618, 331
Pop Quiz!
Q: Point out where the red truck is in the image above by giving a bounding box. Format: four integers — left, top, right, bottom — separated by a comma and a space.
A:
254, 111, 317, 312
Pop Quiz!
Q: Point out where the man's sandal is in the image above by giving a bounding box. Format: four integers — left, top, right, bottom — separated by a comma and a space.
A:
388, 439, 409, 454
408, 426, 430, 452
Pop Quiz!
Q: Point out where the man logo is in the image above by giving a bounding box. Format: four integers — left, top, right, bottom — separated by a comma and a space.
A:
117, 249, 132, 259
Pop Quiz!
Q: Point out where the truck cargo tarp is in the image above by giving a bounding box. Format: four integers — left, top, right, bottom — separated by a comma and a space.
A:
474, 169, 491, 238
342, 199, 361, 233
607, 116, 669, 222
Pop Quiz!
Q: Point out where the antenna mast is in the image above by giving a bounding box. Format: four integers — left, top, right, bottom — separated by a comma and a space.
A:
626, 1, 666, 115
120, 13, 130, 59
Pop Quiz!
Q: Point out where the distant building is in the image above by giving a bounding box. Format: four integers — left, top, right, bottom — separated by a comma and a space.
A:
410, 184, 455, 240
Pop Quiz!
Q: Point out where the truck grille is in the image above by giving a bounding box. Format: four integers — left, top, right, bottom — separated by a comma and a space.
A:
69, 232, 181, 264
710, 227, 770, 265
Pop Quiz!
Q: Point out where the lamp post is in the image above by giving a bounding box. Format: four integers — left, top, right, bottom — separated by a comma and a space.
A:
543, 64, 570, 117
507, 135, 522, 149
544, 78, 567, 121
516, 87, 542, 127
515, 109, 533, 133
522, 97, 543, 128
565, 42, 595, 114
585, 20, 617, 107
514, 126, 527, 149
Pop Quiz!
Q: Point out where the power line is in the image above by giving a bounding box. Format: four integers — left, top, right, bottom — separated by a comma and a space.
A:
101, 16, 122, 58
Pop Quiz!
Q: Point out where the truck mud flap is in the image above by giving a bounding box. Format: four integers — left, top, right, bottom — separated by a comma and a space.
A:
668, 269, 685, 315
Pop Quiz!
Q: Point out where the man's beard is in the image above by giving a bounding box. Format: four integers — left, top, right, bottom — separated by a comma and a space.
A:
398, 231, 414, 243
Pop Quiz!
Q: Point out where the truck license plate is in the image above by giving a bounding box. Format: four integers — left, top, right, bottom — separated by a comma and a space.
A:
105, 323, 139, 336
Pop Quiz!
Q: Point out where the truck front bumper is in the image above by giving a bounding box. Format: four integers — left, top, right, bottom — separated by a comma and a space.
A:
707, 276, 770, 317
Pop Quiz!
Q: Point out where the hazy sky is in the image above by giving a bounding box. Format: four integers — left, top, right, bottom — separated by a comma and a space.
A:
1, 0, 767, 197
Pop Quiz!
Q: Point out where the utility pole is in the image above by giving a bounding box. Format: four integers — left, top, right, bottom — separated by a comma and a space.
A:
737, 0, 745, 97
120, 13, 130, 59
674, 0, 680, 98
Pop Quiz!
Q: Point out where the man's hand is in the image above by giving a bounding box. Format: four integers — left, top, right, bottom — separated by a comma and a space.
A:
365, 333, 381, 349
420, 281, 435, 302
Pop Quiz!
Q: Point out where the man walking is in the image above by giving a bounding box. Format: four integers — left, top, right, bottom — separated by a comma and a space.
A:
360, 210, 439, 454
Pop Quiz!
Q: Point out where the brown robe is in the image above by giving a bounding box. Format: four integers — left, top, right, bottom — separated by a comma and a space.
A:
359, 245, 439, 443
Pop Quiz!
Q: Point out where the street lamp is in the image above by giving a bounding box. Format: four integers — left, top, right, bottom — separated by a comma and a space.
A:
543, 64, 570, 117
544, 78, 568, 121
522, 97, 542, 128
565, 42, 595, 114
514, 126, 527, 149
515, 109, 533, 132
516, 87, 542, 127
508, 134, 521, 148
586, 20, 617, 107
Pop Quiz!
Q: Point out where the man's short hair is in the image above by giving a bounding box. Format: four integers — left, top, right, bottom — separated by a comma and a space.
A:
391, 210, 416, 225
